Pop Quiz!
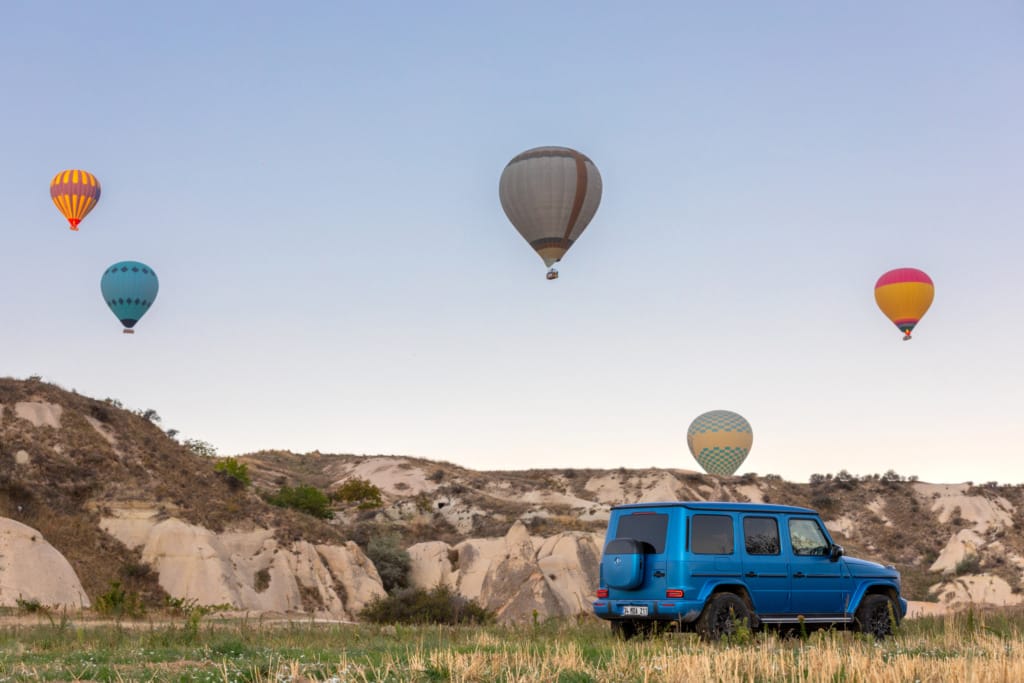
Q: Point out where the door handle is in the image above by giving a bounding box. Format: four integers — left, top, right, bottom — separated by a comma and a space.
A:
745, 571, 757, 577
653, 571, 665, 578
793, 572, 805, 578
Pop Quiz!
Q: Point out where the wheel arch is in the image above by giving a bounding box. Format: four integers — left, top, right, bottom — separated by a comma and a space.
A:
850, 582, 901, 618
701, 583, 759, 624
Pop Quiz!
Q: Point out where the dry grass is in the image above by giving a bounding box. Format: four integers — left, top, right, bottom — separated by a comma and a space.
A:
2, 609, 1023, 682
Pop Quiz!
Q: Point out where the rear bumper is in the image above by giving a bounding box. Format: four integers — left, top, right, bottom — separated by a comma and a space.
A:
592, 599, 703, 623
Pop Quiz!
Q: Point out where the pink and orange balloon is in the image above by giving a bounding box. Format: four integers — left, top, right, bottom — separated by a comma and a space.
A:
874, 268, 934, 340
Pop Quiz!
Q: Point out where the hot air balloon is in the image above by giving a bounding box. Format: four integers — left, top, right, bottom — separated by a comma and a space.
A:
50, 169, 101, 231
874, 268, 934, 340
100, 261, 159, 334
687, 410, 753, 476
499, 146, 602, 280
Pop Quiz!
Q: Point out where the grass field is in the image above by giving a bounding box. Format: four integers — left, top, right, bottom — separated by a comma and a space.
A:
0, 608, 1022, 682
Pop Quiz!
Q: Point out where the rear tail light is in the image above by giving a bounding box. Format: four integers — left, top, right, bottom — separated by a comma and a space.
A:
666, 589, 684, 598
596, 589, 609, 598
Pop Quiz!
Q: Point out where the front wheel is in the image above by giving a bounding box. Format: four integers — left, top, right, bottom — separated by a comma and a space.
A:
855, 594, 898, 638
696, 593, 751, 641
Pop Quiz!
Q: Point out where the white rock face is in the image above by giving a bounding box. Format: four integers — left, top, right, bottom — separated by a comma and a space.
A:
929, 574, 1024, 608
407, 521, 603, 623
14, 402, 63, 429
0, 518, 90, 608
142, 519, 239, 606
109, 516, 385, 617
914, 483, 1014, 532
99, 504, 161, 550
930, 529, 984, 575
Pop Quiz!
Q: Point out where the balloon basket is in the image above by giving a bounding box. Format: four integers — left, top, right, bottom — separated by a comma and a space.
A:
546, 269, 559, 280
122, 329, 135, 335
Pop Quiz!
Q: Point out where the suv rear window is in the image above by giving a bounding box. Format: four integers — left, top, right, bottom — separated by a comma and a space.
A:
743, 517, 780, 555
615, 513, 668, 553
691, 514, 734, 555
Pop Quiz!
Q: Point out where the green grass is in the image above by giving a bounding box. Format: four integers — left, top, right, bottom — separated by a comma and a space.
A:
0, 609, 1022, 681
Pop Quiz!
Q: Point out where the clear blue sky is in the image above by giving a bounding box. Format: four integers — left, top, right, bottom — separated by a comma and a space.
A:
3, 1, 1022, 484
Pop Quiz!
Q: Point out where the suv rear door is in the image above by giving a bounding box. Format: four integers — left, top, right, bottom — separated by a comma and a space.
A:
740, 515, 789, 614
786, 515, 852, 615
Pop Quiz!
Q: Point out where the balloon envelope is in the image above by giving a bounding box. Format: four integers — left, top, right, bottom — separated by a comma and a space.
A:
100, 261, 159, 331
499, 146, 602, 268
686, 410, 753, 476
874, 268, 934, 339
50, 169, 101, 231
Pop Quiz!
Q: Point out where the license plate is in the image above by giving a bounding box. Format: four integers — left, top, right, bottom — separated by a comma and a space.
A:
622, 605, 648, 616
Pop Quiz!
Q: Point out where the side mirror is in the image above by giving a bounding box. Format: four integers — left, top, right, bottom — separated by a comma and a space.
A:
829, 544, 845, 562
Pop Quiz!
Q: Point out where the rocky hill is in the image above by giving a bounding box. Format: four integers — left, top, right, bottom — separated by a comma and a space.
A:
2, 378, 1022, 622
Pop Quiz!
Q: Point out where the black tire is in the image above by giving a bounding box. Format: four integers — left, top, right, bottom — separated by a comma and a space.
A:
855, 594, 898, 638
696, 593, 751, 641
611, 619, 641, 640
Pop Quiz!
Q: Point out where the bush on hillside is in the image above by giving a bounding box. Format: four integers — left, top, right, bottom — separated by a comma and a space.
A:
366, 535, 410, 593
331, 477, 383, 509
266, 485, 333, 519
214, 457, 251, 489
359, 585, 493, 625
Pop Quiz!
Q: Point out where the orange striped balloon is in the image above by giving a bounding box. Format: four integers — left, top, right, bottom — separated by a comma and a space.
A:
874, 268, 934, 340
50, 169, 101, 231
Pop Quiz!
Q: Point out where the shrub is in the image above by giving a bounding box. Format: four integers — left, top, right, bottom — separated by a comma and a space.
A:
955, 554, 981, 576
214, 457, 251, 489
120, 561, 152, 579
16, 597, 45, 614
331, 477, 383, 509
94, 581, 145, 618
254, 568, 271, 593
266, 485, 333, 519
366, 535, 411, 593
359, 585, 494, 625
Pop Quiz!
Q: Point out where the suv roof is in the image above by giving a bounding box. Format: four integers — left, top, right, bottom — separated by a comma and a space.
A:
611, 501, 816, 514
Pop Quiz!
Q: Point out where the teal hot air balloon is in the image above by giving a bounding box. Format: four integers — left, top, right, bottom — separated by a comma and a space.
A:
686, 410, 753, 476
100, 261, 159, 334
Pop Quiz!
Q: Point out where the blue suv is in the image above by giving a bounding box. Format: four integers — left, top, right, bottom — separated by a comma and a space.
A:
592, 502, 907, 639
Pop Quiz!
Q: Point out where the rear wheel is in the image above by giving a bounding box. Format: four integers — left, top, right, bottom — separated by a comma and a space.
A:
855, 594, 898, 638
696, 593, 751, 641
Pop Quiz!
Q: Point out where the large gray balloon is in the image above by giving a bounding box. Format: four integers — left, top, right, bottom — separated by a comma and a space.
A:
499, 146, 602, 269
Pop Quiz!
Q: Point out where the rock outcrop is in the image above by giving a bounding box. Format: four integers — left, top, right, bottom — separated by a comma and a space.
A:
101, 508, 386, 618
407, 520, 602, 623
0, 518, 90, 608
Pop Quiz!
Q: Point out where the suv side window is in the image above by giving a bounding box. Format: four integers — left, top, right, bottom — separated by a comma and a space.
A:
788, 518, 830, 556
743, 516, 780, 555
691, 514, 734, 554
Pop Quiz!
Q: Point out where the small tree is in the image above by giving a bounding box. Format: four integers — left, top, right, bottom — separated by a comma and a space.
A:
366, 535, 411, 593
214, 457, 251, 489
332, 477, 383, 509
184, 439, 218, 458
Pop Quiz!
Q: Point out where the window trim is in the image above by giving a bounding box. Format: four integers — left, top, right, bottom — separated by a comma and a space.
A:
690, 513, 735, 556
787, 516, 831, 557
